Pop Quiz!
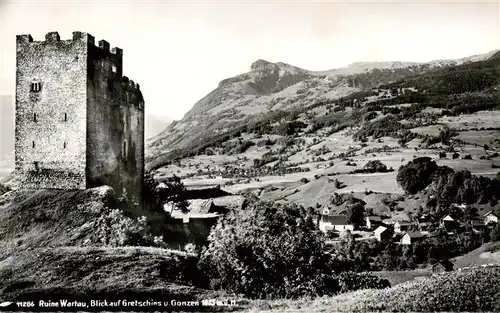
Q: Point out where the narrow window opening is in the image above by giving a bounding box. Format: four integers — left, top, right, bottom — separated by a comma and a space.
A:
123, 140, 127, 157
30, 82, 41, 92
32, 141, 35, 148
63, 142, 67, 149
64, 113, 67, 122
33, 113, 37, 122
33, 161, 39, 171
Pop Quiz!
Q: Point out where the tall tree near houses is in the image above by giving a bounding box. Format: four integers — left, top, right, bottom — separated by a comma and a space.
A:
157, 175, 190, 214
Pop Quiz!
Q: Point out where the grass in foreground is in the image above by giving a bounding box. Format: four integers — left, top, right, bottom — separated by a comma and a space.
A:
241, 266, 500, 312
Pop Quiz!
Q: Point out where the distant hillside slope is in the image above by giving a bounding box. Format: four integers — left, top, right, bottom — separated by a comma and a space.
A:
146, 50, 499, 172
146, 114, 174, 140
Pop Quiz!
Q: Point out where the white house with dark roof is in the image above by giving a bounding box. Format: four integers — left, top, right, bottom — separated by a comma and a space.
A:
394, 220, 415, 233
366, 216, 382, 230
484, 211, 499, 224
319, 209, 354, 233
374, 225, 392, 242
441, 214, 459, 231
401, 231, 425, 245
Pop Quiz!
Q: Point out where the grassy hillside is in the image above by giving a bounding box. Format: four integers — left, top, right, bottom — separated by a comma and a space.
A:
0, 187, 147, 260
0, 187, 242, 311
0, 247, 238, 312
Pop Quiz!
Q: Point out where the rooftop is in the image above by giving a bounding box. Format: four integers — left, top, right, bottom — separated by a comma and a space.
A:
404, 231, 425, 239
321, 215, 350, 225
367, 216, 382, 222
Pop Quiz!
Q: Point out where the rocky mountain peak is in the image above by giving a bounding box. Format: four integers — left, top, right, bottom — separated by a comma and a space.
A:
250, 59, 274, 70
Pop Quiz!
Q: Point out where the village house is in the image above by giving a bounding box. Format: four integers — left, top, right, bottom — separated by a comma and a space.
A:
394, 220, 415, 233
401, 231, 425, 245
392, 232, 404, 243
484, 211, 499, 225
168, 199, 222, 223
452, 203, 468, 210
441, 215, 459, 232
365, 216, 382, 230
417, 220, 432, 232
416, 214, 432, 231
318, 209, 354, 233
374, 225, 393, 242
166, 194, 247, 221
470, 219, 487, 232
381, 219, 395, 227
432, 259, 454, 274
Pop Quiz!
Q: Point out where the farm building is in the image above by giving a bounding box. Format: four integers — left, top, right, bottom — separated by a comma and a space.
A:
319, 215, 354, 233
470, 219, 487, 231
374, 225, 393, 242
416, 214, 432, 231
484, 211, 499, 224
366, 216, 382, 230
169, 199, 222, 223
401, 231, 425, 245
417, 221, 431, 231
441, 215, 459, 232
432, 259, 454, 273
394, 221, 415, 233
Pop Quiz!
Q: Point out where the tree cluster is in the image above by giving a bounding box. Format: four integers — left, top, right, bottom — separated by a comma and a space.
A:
198, 201, 388, 299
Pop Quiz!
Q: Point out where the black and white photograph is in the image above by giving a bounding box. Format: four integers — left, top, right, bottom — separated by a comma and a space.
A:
0, 0, 500, 312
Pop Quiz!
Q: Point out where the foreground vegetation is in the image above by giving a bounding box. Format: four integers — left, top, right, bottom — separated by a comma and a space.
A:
198, 201, 389, 300
244, 266, 500, 312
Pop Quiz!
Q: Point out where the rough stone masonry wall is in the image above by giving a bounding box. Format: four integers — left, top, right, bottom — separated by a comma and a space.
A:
86, 40, 144, 204
15, 32, 89, 189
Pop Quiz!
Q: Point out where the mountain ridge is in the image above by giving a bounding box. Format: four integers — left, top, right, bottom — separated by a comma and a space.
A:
146, 48, 499, 170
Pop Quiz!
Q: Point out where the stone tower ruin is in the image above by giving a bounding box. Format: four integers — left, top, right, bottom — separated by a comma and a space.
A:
15, 31, 144, 203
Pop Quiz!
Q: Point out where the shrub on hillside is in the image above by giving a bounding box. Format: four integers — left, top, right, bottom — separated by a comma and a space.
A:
141, 173, 193, 244
235, 140, 255, 154
198, 201, 340, 299
363, 111, 378, 122
257, 138, 276, 147
338, 272, 390, 293
275, 121, 307, 136
354, 115, 405, 141
491, 223, 500, 241
0, 183, 10, 196
351, 160, 393, 174
95, 211, 160, 246
430, 168, 500, 206
346, 203, 365, 229
396, 157, 438, 194
156, 175, 189, 214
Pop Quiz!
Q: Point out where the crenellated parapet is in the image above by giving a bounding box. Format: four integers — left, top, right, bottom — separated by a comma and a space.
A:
16, 31, 123, 57
121, 76, 144, 110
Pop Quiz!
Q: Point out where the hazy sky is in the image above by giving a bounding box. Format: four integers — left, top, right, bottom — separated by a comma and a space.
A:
1, 0, 499, 120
